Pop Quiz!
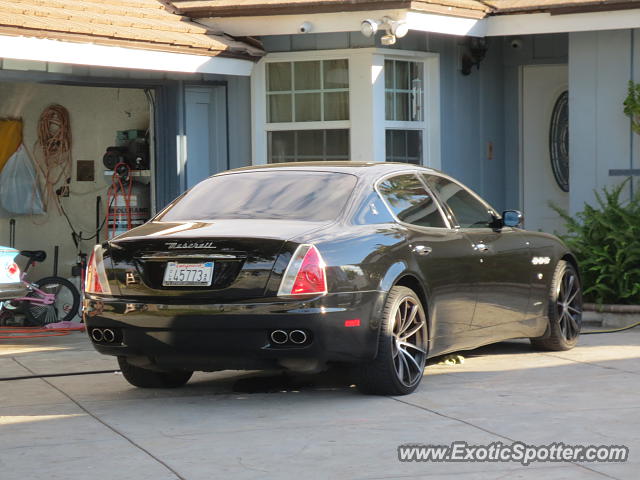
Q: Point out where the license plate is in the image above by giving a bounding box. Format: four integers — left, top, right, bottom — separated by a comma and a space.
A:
162, 262, 213, 287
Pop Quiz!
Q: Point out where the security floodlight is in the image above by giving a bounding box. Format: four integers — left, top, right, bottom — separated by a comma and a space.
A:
390, 21, 409, 38
382, 17, 409, 38
360, 19, 378, 38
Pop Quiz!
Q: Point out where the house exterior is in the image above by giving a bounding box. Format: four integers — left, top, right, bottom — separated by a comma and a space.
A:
1, 0, 639, 279
166, 0, 640, 234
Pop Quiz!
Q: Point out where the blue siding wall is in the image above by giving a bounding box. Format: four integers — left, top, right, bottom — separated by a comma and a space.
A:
430, 35, 506, 210
569, 29, 638, 215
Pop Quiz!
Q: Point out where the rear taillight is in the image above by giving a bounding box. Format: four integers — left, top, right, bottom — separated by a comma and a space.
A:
85, 245, 111, 295
278, 244, 327, 296
7, 262, 19, 280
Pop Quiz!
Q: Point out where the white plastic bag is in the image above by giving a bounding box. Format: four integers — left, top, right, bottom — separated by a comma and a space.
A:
0, 144, 44, 215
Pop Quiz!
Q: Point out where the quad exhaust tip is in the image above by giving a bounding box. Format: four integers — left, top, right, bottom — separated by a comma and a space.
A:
270, 329, 309, 346
289, 330, 307, 345
91, 328, 104, 342
103, 329, 115, 343
91, 328, 117, 343
270, 330, 289, 345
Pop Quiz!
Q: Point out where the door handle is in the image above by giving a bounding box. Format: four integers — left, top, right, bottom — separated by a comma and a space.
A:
473, 243, 490, 252
412, 244, 432, 256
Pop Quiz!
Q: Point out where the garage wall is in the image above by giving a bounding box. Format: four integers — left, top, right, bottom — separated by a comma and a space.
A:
0, 82, 150, 280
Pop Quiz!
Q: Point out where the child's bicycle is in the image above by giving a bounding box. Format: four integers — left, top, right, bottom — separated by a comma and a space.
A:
0, 250, 81, 326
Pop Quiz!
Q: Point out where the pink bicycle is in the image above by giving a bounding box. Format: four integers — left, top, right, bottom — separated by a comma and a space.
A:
1, 250, 80, 326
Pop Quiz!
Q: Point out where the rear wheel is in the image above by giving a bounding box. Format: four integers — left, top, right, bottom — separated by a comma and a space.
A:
356, 286, 428, 395
530, 260, 582, 351
24, 276, 80, 326
118, 357, 193, 388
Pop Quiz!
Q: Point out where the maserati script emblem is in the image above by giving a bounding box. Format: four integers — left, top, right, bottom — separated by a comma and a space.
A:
166, 241, 215, 249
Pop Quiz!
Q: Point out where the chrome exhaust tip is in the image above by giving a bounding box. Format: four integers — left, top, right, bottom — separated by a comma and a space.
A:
91, 328, 104, 342
103, 329, 116, 343
289, 330, 307, 345
270, 330, 288, 345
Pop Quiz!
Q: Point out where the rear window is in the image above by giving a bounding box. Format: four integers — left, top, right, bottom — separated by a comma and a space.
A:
157, 171, 358, 222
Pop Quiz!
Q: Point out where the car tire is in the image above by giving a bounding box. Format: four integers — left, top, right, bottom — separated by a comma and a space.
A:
356, 286, 428, 396
117, 357, 193, 388
530, 260, 582, 351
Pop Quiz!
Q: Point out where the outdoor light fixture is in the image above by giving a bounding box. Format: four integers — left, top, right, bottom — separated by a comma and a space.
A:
461, 37, 489, 75
381, 34, 397, 46
360, 19, 378, 38
361, 17, 408, 43
383, 17, 409, 38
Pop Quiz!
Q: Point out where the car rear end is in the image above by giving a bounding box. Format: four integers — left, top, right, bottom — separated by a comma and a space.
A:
83, 169, 384, 372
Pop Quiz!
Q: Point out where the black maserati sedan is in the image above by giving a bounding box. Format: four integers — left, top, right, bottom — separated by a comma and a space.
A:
84, 162, 582, 395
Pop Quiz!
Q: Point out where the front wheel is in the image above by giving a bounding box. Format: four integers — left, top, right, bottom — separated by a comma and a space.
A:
356, 286, 428, 395
118, 357, 193, 388
24, 276, 80, 326
530, 260, 582, 351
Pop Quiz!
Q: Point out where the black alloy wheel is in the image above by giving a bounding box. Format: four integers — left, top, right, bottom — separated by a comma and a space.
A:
357, 286, 428, 395
531, 260, 582, 351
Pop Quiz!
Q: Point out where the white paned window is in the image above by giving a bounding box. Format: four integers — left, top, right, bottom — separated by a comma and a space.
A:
385, 59, 423, 122
268, 129, 349, 162
263, 58, 350, 163
252, 49, 439, 168
267, 60, 349, 123
384, 58, 427, 165
385, 129, 422, 165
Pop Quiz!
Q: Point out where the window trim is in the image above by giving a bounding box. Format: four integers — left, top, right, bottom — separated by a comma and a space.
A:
252, 48, 440, 167
383, 54, 433, 166
253, 50, 354, 165
373, 170, 453, 230
266, 60, 350, 124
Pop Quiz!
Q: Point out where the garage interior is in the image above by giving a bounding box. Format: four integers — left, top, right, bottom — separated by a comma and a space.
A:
0, 80, 156, 302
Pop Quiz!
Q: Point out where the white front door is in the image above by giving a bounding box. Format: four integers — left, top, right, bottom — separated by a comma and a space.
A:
522, 65, 569, 233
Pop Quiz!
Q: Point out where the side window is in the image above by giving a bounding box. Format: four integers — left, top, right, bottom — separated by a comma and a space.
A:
423, 175, 494, 229
353, 192, 395, 225
377, 174, 447, 228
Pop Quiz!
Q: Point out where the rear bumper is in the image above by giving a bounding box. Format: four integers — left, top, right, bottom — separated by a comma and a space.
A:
83, 291, 386, 370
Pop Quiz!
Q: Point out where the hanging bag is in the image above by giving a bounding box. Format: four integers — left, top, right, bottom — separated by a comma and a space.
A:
0, 144, 45, 215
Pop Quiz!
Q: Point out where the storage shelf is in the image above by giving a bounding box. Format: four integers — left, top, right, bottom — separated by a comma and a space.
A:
103, 169, 151, 177
104, 169, 151, 184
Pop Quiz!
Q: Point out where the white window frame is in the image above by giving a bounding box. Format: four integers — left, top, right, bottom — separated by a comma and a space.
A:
251, 48, 440, 168
252, 49, 352, 165
383, 52, 439, 167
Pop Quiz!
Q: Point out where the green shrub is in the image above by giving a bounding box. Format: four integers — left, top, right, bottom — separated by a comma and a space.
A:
552, 180, 640, 305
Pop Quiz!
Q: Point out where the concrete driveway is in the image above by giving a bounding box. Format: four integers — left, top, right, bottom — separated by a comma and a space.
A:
1, 329, 638, 480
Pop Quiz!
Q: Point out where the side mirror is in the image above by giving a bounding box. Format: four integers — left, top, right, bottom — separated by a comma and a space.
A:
502, 210, 524, 228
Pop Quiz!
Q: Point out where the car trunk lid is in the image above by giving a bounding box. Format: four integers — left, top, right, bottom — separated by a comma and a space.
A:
107, 220, 324, 301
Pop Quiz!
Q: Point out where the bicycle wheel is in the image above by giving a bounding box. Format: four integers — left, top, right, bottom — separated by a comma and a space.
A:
24, 276, 81, 326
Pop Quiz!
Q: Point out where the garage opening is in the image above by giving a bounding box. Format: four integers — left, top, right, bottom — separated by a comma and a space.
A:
0, 81, 156, 320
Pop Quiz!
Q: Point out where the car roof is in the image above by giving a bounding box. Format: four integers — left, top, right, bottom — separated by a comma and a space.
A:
220, 161, 442, 178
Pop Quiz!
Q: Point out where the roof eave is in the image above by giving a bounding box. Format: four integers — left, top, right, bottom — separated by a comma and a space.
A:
0, 25, 263, 61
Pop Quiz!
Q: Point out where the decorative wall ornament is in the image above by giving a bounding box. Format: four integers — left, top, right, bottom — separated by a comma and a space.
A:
549, 90, 569, 192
